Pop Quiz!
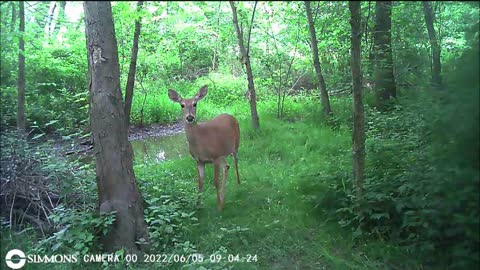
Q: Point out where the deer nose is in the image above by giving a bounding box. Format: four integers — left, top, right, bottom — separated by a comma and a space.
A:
186, 115, 194, 122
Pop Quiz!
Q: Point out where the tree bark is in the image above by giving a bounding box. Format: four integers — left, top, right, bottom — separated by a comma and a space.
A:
374, 1, 396, 110
305, 1, 332, 117
124, 1, 144, 128
83, 1, 149, 253
422, 1, 442, 90
17, 1, 26, 134
349, 1, 365, 200
229, 1, 260, 130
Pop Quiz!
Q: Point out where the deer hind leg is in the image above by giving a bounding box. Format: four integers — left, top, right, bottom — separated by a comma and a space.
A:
233, 152, 240, 185
196, 161, 205, 207
214, 158, 229, 212
213, 160, 222, 211
220, 158, 229, 211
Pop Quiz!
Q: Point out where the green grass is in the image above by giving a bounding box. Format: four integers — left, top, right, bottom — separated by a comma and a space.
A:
133, 113, 422, 270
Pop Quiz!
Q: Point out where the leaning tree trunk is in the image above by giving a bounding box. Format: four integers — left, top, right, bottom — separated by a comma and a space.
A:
17, 1, 25, 134
349, 1, 365, 200
305, 1, 332, 117
83, 1, 149, 253
422, 1, 442, 90
373, 1, 396, 110
229, 1, 260, 130
124, 0, 144, 128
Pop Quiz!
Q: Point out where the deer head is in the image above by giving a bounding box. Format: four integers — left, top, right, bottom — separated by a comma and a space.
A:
168, 85, 208, 124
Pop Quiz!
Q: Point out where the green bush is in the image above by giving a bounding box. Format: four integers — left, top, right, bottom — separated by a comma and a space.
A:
36, 207, 116, 255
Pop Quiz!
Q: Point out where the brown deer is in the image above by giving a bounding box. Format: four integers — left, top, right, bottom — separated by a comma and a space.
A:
168, 85, 240, 211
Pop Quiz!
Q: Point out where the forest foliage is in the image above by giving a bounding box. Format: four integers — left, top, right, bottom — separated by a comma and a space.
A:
1, 1, 478, 269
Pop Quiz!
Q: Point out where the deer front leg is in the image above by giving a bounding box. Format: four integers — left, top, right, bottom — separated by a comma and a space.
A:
213, 160, 222, 211
197, 161, 205, 207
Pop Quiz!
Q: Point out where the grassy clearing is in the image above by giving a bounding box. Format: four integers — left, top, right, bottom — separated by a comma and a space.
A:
134, 112, 421, 270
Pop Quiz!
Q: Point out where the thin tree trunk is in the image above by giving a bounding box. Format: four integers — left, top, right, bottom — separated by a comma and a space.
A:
56, 1, 66, 32
229, 1, 260, 130
212, 1, 222, 71
11, 2, 16, 33
44, 2, 56, 39
48, 2, 60, 36
59, 1, 66, 15
83, 1, 149, 253
365, 1, 375, 81
349, 1, 365, 200
124, 1, 144, 128
17, 1, 26, 134
374, 1, 396, 110
422, 1, 442, 90
305, 1, 332, 117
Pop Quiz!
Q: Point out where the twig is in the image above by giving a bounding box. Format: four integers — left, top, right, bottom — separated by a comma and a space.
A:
45, 190, 55, 210
19, 201, 33, 225
9, 191, 16, 227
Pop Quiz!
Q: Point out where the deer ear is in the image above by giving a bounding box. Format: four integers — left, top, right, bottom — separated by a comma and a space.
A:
168, 89, 182, 103
195, 85, 208, 101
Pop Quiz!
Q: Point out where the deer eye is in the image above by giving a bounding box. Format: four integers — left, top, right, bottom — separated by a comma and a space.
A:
181, 104, 185, 108
193, 103, 197, 107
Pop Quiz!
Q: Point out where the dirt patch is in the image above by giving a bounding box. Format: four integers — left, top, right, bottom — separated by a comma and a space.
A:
128, 121, 184, 141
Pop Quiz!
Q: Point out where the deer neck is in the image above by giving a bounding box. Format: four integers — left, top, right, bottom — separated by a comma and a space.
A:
185, 122, 200, 145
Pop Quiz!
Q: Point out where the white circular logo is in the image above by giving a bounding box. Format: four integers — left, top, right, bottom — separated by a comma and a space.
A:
5, 249, 26, 269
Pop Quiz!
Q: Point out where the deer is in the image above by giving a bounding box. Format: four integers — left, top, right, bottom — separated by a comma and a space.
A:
168, 85, 240, 211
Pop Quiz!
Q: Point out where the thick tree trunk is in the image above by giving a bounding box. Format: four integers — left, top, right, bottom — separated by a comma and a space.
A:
229, 1, 260, 130
83, 1, 149, 253
349, 1, 365, 200
124, 1, 144, 128
374, 1, 396, 110
17, 1, 25, 134
305, 1, 332, 117
422, 1, 442, 90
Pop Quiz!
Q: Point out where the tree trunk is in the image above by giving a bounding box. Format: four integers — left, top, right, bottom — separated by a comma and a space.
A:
124, 1, 144, 128
49, 2, 60, 36
17, 1, 26, 134
212, 1, 222, 71
374, 1, 396, 110
10, 2, 16, 33
44, 2, 56, 38
305, 1, 332, 117
349, 1, 365, 200
229, 1, 260, 130
56, 1, 66, 31
59, 1, 66, 14
83, 1, 149, 253
422, 1, 442, 90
